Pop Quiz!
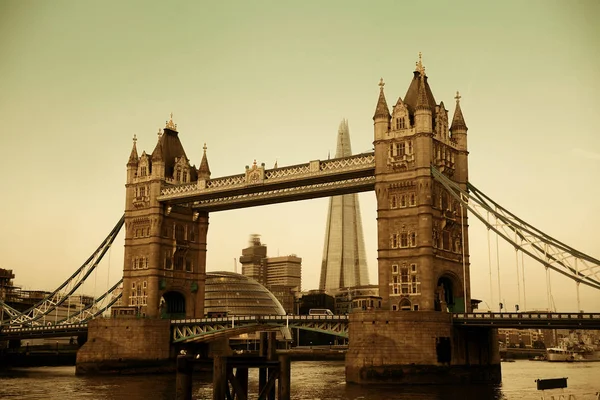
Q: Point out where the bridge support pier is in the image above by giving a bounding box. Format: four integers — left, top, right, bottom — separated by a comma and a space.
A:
345, 311, 501, 385
76, 318, 172, 375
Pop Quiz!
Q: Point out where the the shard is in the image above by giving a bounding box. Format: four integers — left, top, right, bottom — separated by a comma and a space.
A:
319, 120, 370, 291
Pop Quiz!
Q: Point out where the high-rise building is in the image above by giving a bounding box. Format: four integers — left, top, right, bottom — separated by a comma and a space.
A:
239, 235, 301, 313
319, 120, 370, 291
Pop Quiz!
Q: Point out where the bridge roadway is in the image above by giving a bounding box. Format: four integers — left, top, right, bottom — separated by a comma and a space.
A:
2, 313, 600, 342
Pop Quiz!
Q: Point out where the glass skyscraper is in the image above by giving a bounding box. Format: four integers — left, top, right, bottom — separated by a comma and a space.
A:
319, 120, 370, 291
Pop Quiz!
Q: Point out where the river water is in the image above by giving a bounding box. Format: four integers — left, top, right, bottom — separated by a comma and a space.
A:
0, 361, 599, 399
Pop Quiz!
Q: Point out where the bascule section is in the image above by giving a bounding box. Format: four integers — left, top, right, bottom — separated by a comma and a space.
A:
121, 114, 209, 319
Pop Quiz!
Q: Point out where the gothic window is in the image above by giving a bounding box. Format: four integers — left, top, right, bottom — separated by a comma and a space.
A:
411, 263, 417, 273
392, 264, 398, 274
140, 166, 147, 176
399, 298, 411, 310
410, 193, 416, 206
389, 143, 394, 157
174, 253, 185, 270
176, 169, 182, 182
455, 239, 462, 253
400, 195, 406, 207
390, 195, 397, 209
396, 142, 406, 156
410, 232, 417, 247
139, 187, 146, 197
183, 172, 187, 183
411, 275, 420, 294
146, 227, 150, 237
392, 234, 398, 248
145, 258, 149, 269
175, 225, 185, 241
393, 276, 398, 284
165, 251, 172, 270
443, 231, 450, 250
400, 266, 410, 294
442, 192, 448, 210
400, 233, 409, 248
408, 140, 413, 154
189, 228, 196, 242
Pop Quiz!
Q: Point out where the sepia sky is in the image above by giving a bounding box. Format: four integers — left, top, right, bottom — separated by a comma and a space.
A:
0, 0, 598, 312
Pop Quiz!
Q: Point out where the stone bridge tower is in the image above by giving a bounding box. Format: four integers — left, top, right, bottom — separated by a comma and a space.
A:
346, 55, 500, 385
122, 115, 209, 319
373, 54, 471, 313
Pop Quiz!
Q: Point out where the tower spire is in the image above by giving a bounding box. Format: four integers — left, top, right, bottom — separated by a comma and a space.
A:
415, 72, 430, 111
450, 91, 468, 132
127, 134, 139, 166
165, 112, 177, 131
373, 78, 391, 120
198, 143, 211, 180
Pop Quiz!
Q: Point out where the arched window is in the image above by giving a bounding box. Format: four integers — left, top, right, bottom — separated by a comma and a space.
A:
399, 298, 412, 311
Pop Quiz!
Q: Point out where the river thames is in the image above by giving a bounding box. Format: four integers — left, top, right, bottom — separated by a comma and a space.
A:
1, 360, 598, 399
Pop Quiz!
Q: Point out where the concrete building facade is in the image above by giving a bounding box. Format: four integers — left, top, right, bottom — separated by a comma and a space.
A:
239, 235, 301, 314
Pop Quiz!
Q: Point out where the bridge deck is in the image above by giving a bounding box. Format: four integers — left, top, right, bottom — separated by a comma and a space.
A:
3, 313, 600, 341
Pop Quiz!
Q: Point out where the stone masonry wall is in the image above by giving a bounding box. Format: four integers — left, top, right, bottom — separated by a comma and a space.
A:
346, 310, 501, 384
76, 318, 171, 374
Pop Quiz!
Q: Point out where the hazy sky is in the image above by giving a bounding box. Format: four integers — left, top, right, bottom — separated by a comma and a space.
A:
1, 0, 598, 312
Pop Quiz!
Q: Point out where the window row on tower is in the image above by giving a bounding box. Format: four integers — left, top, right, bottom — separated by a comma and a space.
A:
129, 280, 148, 307
132, 256, 149, 270
391, 231, 417, 248
433, 229, 463, 254
390, 263, 420, 296
162, 224, 196, 242
388, 140, 414, 158
390, 192, 417, 209
163, 250, 194, 272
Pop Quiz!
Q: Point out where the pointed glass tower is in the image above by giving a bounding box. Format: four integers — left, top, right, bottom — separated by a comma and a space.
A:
319, 120, 370, 291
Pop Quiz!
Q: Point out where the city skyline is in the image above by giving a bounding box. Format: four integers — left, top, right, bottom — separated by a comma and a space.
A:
0, 1, 598, 312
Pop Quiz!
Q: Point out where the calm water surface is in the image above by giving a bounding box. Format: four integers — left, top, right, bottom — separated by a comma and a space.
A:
1, 361, 599, 399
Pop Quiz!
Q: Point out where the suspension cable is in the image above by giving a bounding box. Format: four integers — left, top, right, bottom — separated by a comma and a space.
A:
575, 258, 581, 312
495, 212, 502, 312
487, 211, 494, 311
514, 231, 521, 312
521, 240, 527, 312
460, 203, 468, 312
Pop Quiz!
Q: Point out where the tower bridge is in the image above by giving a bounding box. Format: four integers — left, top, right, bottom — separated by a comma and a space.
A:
2, 54, 600, 385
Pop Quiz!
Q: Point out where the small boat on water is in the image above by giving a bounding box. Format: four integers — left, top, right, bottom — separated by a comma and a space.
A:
546, 332, 600, 362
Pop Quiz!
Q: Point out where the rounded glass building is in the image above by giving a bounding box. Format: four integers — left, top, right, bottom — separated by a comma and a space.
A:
204, 271, 285, 316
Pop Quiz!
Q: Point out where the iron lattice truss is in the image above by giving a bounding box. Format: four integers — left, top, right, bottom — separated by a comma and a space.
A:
431, 167, 600, 291
189, 176, 375, 211
55, 279, 123, 325
171, 316, 349, 343
3, 215, 125, 327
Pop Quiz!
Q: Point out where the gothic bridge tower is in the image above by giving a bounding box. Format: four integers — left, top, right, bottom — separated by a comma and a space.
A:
373, 54, 470, 313
346, 55, 499, 385
122, 114, 210, 319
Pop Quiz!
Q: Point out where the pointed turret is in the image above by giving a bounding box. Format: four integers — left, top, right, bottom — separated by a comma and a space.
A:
373, 78, 391, 141
151, 137, 164, 162
414, 63, 432, 133
373, 78, 391, 121
197, 143, 211, 180
450, 91, 468, 133
128, 135, 139, 166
